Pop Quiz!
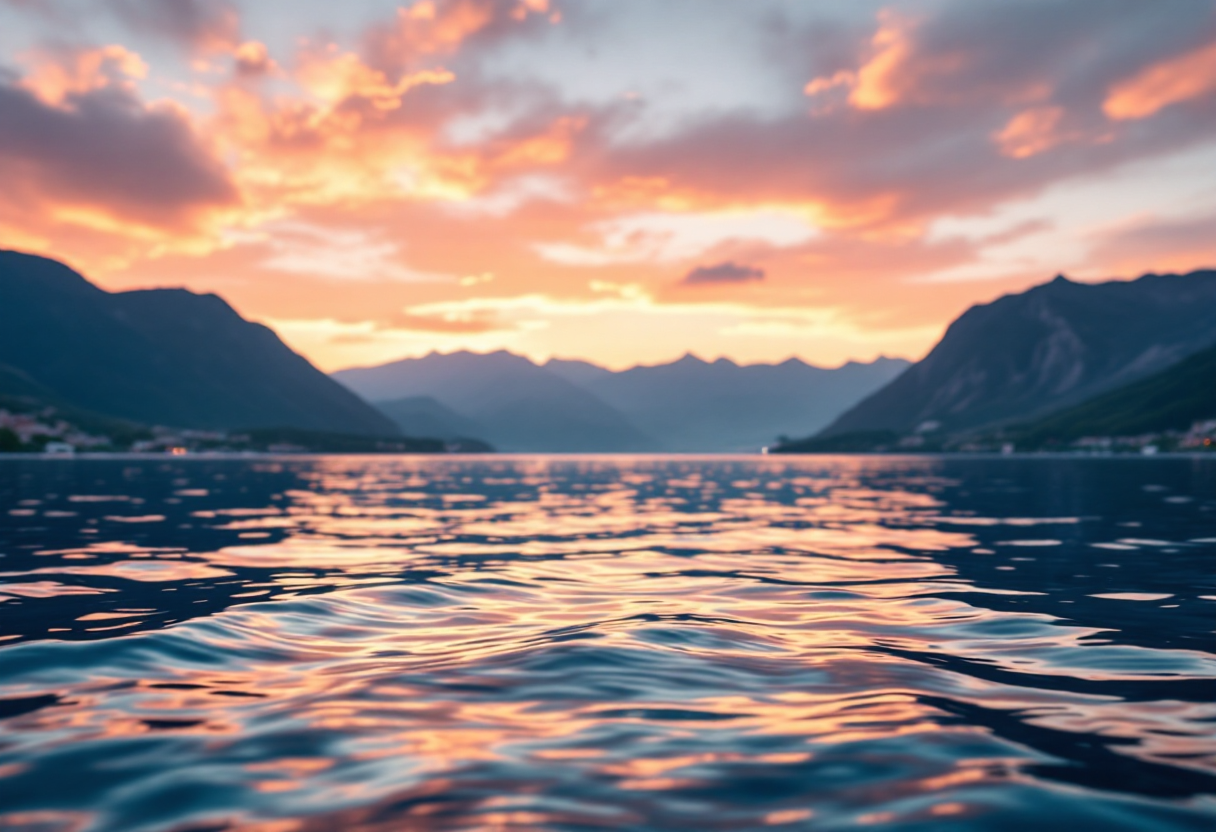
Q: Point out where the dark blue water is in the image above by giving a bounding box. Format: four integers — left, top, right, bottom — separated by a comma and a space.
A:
0, 455, 1214, 831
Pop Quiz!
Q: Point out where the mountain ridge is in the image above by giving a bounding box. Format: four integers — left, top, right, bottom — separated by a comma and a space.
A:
551, 352, 909, 452
819, 269, 1216, 438
336, 349, 909, 452
0, 249, 399, 436
333, 350, 657, 452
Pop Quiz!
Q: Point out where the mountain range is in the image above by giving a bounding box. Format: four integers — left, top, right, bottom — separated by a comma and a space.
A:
546, 354, 909, 451
334, 350, 655, 452
333, 351, 909, 452
5, 247, 1211, 455
818, 270, 1216, 439
0, 250, 397, 436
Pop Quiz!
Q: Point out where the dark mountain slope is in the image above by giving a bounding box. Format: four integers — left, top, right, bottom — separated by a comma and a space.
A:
0, 249, 397, 435
821, 270, 1216, 436
550, 353, 910, 452
375, 395, 489, 442
1013, 341, 1216, 445
0, 362, 56, 400
333, 351, 657, 452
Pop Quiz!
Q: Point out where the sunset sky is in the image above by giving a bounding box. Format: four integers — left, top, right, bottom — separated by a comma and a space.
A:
2, 0, 1215, 371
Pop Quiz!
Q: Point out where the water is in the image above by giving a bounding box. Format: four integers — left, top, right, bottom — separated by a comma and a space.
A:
0, 455, 1214, 832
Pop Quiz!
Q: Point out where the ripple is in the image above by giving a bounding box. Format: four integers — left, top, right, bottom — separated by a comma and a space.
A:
0, 455, 1214, 831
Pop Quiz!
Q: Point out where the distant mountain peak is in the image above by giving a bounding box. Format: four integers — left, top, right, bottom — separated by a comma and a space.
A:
545, 356, 606, 368
335, 347, 908, 452
333, 351, 657, 452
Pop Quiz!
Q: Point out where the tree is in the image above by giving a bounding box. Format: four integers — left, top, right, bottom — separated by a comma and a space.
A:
0, 427, 22, 452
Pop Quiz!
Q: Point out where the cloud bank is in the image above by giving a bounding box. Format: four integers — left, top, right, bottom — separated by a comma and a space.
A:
0, 0, 1213, 368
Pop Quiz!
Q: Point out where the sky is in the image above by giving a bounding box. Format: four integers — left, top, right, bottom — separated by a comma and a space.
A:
1, 0, 1215, 372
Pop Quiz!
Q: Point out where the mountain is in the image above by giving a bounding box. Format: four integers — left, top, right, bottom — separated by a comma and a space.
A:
0, 249, 398, 436
548, 353, 910, 451
333, 351, 658, 452
0, 362, 56, 400
820, 270, 1216, 438
334, 350, 908, 453
1011, 340, 1216, 447
544, 358, 616, 388
375, 395, 489, 442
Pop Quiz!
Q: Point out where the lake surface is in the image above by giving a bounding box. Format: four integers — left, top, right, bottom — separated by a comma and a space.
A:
0, 455, 1214, 831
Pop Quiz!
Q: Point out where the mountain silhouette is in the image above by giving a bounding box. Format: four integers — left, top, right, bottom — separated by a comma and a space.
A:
547, 353, 909, 451
820, 270, 1216, 437
333, 350, 657, 452
335, 350, 907, 452
0, 249, 397, 435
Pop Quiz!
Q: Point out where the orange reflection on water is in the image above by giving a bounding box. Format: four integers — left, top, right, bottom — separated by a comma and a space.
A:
2, 456, 1214, 831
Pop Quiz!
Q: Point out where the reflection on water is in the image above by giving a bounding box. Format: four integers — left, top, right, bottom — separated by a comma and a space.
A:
0, 455, 1214, 831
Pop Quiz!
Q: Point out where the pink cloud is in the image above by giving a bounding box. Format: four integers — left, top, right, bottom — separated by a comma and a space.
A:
106, 0, 240, 54
0, 78, 238, 234
1105, 38, 1216, 120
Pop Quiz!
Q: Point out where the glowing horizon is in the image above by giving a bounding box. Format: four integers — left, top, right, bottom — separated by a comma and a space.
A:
2, 0, 1215, 372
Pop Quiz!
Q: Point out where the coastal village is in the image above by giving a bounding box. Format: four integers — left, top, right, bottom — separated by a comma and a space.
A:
3, 403, 1214, 456
0, 406, 232, 454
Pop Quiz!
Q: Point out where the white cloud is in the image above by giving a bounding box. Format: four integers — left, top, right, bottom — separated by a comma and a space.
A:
442, 174, 575, 218
254, 221, 454, 282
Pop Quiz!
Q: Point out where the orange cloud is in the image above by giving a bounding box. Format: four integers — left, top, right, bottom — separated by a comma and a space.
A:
296, 48, 455, 111
206, 32, 592, 222
206, 46, 468, 213
21, 45, 148, 105
233, 41, 276, 77
361, 0, 560, 80
364, 0, 504, 71
588, 175, 903, 235
993, 106, 1066, 159
7, 0, 1216, 376
107, 0, 240, 55
803, 70, 854, 98
803, 11, 964, 112
849, 12, 914, 110
493, 116, 586, 167
391, 310, 512, 333
397, 0, 494, 53
0, 70, 238, 249
512, 0, 550, 21
591, 177, 695, 213
1104, 39, 1216, 120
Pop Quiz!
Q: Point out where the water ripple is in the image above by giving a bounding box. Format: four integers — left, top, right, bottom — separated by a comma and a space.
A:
1, 455, 1214, 831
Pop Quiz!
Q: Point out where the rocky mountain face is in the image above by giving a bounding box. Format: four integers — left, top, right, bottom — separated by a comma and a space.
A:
1011, 340, 1216, 446
820, 270, 1216, 437
0, 250, 398, 435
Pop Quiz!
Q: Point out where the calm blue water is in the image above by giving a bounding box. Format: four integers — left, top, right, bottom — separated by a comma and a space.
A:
0, 455, 1214, 831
